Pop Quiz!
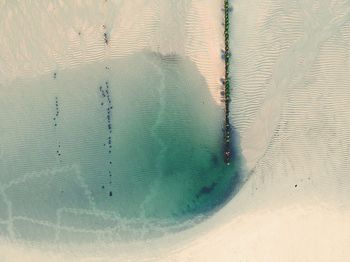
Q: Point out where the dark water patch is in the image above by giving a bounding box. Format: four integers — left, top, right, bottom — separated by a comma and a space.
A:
0, 51, 243, 243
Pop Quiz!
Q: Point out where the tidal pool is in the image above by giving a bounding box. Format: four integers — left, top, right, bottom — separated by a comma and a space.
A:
0, 52, 241, 243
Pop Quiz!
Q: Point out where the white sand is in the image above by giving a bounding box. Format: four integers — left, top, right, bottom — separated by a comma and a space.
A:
0, 0, 224, 105
1, 0, 350, 261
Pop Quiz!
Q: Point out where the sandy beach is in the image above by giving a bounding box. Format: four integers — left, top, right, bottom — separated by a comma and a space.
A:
0, 0, 224, 105
1, 0, 350, 261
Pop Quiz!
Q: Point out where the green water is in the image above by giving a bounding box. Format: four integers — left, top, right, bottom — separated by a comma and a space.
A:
0, 52, 240, 242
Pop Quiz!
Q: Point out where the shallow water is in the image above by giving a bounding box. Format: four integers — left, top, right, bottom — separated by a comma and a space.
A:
0, 51, 240, 242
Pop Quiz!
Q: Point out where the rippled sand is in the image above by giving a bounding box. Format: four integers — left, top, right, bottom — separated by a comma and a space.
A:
1, 0, 350, 261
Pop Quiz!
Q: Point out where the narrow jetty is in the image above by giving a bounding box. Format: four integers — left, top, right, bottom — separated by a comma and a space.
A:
223, 0, 232, 165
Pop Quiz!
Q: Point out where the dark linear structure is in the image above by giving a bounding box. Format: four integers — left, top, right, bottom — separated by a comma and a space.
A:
223, 0, 232, 165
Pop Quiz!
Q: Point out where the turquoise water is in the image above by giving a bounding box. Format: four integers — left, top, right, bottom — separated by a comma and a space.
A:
0, 52, 240, 242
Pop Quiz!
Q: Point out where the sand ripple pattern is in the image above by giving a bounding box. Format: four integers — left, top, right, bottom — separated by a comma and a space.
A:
0, 0, 224, 105
231, 0, 350, 206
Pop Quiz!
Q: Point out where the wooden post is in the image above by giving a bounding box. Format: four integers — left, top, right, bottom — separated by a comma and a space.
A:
223, 0, 232, 165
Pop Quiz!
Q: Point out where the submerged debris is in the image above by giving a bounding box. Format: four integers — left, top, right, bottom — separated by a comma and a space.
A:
102, 25, 109, 45
53, 97, 62, 162
99, 81, 114, 196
